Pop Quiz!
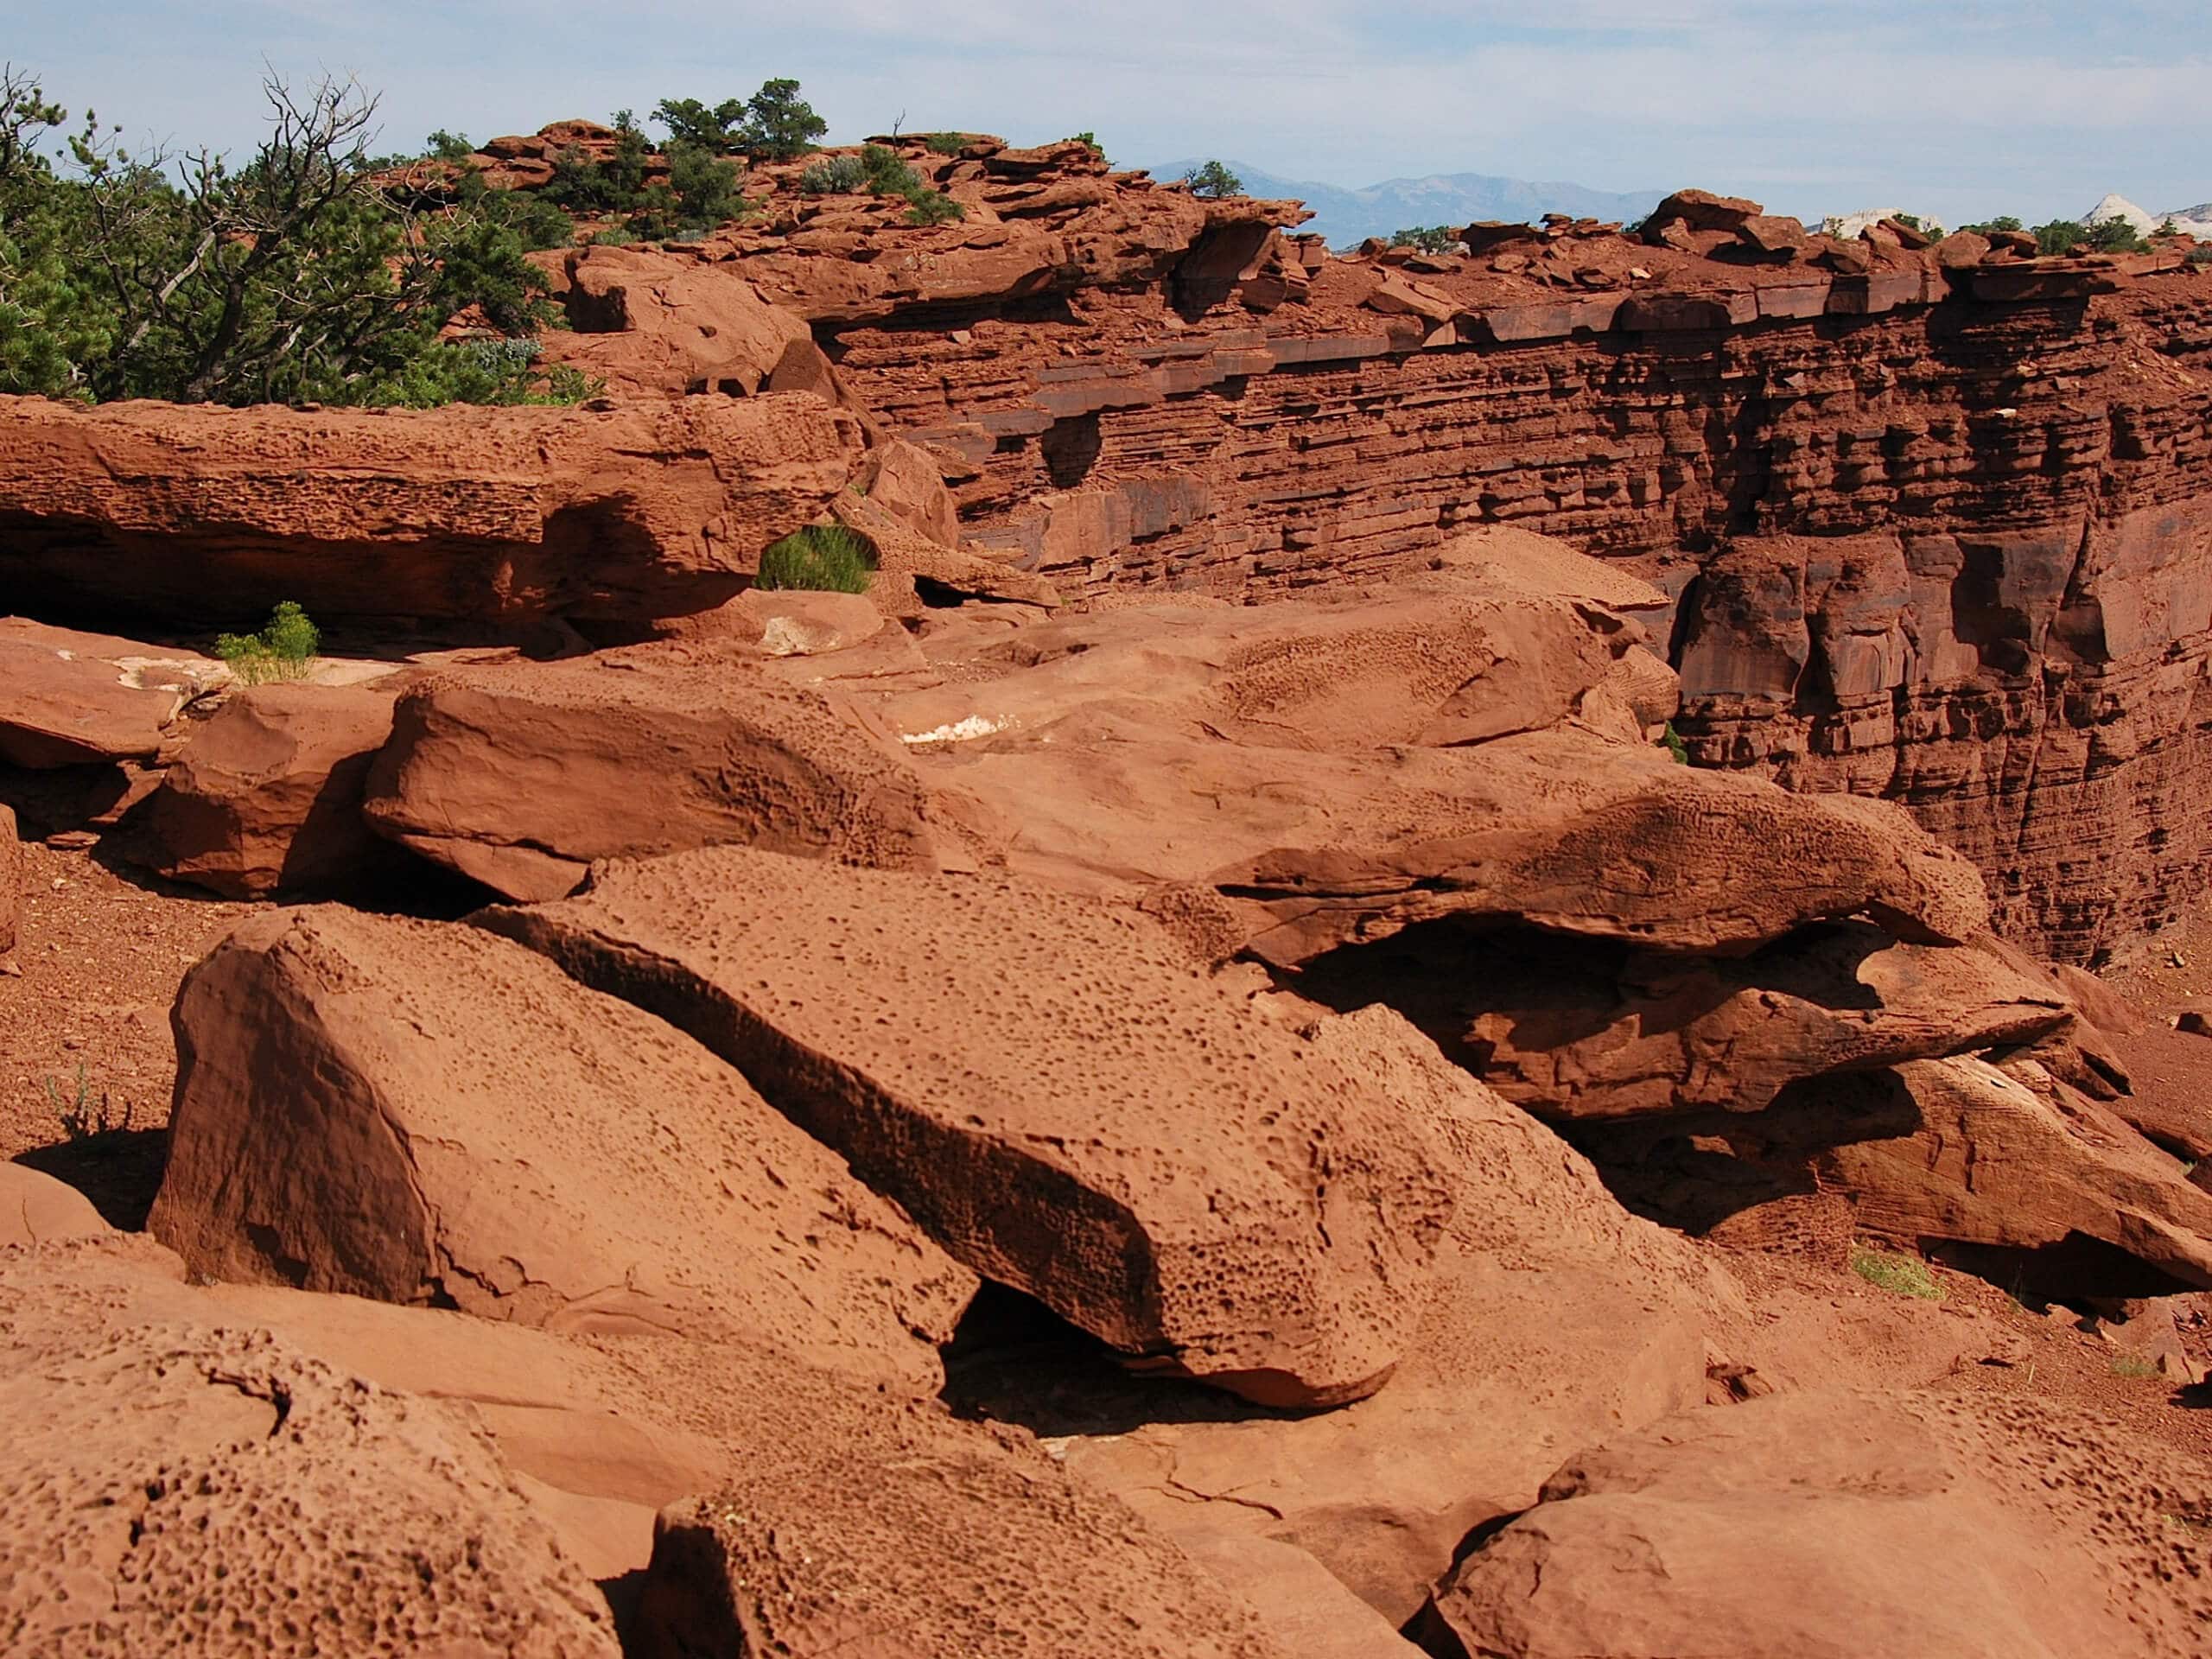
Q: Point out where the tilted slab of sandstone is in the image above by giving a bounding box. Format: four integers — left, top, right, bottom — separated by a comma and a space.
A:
0, 393, 863, 632
0, 1240, 622, 1658
478, 847, 1457, 1408
1047, 1007, 1738, 1626
0, 618, 222, 768
1295, 920, 2072, 1121
360, 651, 954, 901
149, 907, 976, 1389
1207, 732, 1993, 964
1419, 1390, 2212, 1659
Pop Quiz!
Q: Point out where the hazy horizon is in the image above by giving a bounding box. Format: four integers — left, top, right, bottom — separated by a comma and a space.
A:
14, 2, 2209, 229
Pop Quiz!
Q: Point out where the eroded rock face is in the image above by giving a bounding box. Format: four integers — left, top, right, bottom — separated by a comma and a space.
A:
1421, 1391, 2212, 1659
479, 847, 1456, 1408
0, 394, 864, 633
149, 907, 975, 1387
1294, 920, 2071, 1120
0, 1240, 623, 1658
143, 682, 406, 899
360, 652, 952, 901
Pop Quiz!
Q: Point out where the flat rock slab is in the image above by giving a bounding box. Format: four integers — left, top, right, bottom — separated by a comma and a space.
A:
1421, 1390, 2212, 1659
143, 681, 404, 898
0, 1241, 621, 1658
1212, 731, 1993, 963
0, 1163, 112, 1248
480, 847, 1456, 1407
0, 618, 221, 767
149, 907, 975, 1390
0, 393, 865, 632
363, 653, 952, 901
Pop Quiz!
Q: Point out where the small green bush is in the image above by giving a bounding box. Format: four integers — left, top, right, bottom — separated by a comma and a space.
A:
1065, 130, 1103, 159
1389, 225, 1458, 255
923, 131, 968, 155
2189, 245, 2212, 268
798, 154, 868, 194
216, 601, 321, 684
1850, 1244, 1943, 1301
1182, 159, 1243, 199
45, 1061, 132, 1140
860, 143, 921, 195
755, 524, 877, 593
1656, 722, 1689, 765
906, 190, 964, 226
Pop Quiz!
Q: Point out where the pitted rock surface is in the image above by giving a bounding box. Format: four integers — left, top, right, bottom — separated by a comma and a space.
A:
0, 1241, 621, 1658
149, 907, 974, 1387
361, 652, 950, 900
479, 846, 1456, 1407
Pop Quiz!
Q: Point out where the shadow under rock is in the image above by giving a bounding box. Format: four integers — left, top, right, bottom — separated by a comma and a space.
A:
938, 1281, 1316, 1439
14, 1128, 169, 1231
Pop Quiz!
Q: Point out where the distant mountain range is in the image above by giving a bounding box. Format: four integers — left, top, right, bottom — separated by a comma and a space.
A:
1152, 159, 1663, 247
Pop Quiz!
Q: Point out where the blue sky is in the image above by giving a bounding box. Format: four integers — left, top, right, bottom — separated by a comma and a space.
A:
15, 2, 2210, 225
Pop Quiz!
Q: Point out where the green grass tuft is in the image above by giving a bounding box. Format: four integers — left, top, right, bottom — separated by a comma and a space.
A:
1850, 1244, 1944, 1301
755, 524, 878, 594
2111, 1355, 2161, 1379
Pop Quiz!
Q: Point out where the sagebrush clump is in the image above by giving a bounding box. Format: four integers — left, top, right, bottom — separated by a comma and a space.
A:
216, 601, 321, 684
1850, 1244, 1943, 1301
755, 525, 877, 594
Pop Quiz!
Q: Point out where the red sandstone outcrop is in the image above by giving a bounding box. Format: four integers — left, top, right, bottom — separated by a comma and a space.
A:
479, 846, 1457, 1408
1419, 1391, 2212, 1659
149, 908, 973, 1383
142, 683, 407, 899
0, 394, 865, 632
359, 652, 957, 900
0, 1240, 623, 1657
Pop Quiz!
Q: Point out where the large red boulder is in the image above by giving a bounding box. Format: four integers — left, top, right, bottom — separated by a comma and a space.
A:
142, 682, 407, 899
149, 907, 975, 1389
480, 845, 1457, 1408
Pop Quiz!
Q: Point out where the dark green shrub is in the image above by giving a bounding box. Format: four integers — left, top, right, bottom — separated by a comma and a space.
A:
1065, 130, 1104, 160
1656, 722, 1688, 765
923, 131, 967, 155
906, 189, 963, 226
1181, 159, 1243, 198
741, 78, 825, 160
2189, 245, 2212, 267
654, 96, 747, 155
217, 601, 321, 683
2031, 219, 2088, 255
860, 143, 919, 195
798, 154, 868, 194
1963, 214, 2023, 234
755, 524, 877, 593
1389, 225, 1458, 254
